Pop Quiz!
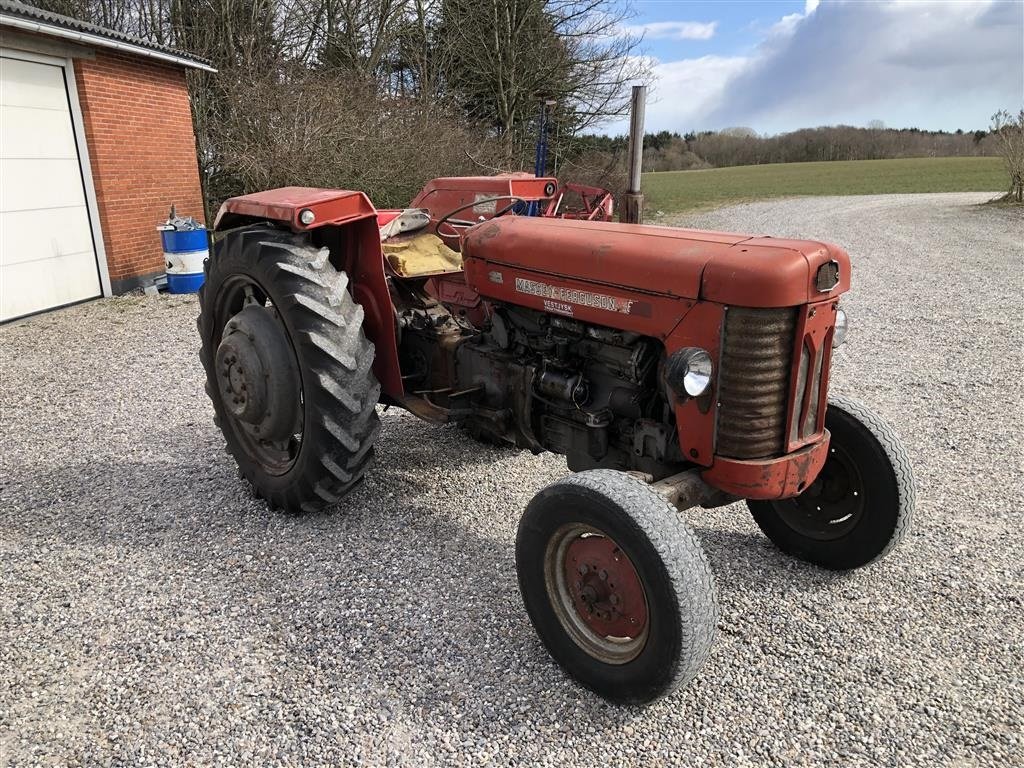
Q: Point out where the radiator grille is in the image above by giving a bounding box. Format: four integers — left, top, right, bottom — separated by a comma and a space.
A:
716, 307, 797, 459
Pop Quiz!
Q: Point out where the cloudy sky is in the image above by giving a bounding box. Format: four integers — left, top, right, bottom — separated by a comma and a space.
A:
603, 0, 1024, 135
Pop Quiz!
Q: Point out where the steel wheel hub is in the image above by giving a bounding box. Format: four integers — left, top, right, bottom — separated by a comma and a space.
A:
564, 536, 648, 639
544, 524, 649, 664
217, 330, 266, 423
215, 305, 300, 441
776, 443, 865, 540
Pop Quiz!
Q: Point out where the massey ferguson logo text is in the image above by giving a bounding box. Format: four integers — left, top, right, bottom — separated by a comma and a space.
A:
515, 278, 633, 314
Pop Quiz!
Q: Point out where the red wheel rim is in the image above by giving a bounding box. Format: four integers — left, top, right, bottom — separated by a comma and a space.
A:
564, 535, 648, 639
544, 524, 650, 664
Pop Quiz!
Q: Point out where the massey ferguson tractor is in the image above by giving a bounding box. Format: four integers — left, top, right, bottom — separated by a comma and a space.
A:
198, 175, 914, 704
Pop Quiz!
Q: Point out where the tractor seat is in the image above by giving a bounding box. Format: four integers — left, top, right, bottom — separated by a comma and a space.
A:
383, 232, 464, 278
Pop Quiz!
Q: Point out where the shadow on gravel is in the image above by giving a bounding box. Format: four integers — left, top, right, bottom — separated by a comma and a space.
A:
5, 412, 858, 737
3, 453, 650, 732
688, 523, 854, 592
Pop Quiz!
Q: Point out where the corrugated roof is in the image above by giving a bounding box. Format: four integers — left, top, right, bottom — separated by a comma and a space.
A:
0, 0, 216, 71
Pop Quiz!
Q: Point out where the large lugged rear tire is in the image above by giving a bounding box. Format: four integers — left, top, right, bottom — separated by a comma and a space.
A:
747, 395, 914, 570
198, 224, 381, 512
516, 470, 718, 704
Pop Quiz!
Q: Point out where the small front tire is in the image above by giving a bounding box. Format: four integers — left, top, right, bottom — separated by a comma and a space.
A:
516, 470, 718, 704
747, 395, 914, 570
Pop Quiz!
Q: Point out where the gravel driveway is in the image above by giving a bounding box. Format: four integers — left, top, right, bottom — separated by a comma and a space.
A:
2, 193, 1021, 767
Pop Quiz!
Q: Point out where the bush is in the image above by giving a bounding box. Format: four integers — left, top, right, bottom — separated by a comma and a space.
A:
201, 72, 501, 211
990, 109, 1024, 203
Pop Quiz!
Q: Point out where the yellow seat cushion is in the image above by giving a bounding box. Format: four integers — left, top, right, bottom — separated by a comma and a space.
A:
383, 233, 463, 278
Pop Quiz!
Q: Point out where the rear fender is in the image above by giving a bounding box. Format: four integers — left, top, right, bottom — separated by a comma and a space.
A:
214, 186, 378, 233
215, 187, 403, 398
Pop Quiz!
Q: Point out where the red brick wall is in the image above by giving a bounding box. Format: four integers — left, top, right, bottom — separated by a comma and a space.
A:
73, 51, 206, 291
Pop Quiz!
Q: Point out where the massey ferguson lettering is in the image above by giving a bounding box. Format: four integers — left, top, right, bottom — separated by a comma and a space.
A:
515, 278, 633, 314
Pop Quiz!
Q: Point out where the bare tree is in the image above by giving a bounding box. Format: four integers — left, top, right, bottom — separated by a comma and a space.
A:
24, 0, 646, 207
438, 0, 647, 167
990, 109, 1024, 203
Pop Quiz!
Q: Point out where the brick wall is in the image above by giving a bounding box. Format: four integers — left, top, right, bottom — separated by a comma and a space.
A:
74, 51, 206, 292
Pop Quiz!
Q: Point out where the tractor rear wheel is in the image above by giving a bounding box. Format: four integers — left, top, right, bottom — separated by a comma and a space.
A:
747, 395, 914, 570
198, 224, 381, 512
516, 470, 718, 703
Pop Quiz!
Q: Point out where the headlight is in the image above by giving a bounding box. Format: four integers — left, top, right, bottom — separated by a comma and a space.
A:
833, 307, 849, 348
667, 347, 714, 398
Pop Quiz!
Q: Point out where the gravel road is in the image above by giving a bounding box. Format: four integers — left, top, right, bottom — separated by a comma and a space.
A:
2, 193, 1021, 767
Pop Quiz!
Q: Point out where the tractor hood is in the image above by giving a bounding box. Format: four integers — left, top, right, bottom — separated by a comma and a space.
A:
461, 216, 850, 308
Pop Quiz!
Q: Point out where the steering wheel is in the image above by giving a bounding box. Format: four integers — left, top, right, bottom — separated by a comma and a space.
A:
435, 196, 527, 240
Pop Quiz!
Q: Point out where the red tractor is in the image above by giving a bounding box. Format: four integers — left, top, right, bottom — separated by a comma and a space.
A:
198, 176, 914, 703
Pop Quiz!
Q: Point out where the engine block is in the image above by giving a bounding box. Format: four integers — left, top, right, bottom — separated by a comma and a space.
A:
455, 306, 684, 478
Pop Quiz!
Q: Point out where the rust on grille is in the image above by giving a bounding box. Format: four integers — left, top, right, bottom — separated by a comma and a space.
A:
717, 307, 797, 459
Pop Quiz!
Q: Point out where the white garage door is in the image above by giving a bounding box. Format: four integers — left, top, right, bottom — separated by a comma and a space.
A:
1, 52, 102, 322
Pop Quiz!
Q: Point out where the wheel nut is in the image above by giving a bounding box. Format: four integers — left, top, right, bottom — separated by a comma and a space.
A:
578, 564, 589, 575
599, 569, 608, 581
610, 594, 620, 606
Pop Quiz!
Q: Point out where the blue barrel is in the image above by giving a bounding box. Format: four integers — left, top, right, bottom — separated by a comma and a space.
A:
161, 228, 209, 294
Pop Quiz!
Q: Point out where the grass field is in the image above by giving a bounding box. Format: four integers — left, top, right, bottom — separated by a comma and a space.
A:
642, 156, 1008, 214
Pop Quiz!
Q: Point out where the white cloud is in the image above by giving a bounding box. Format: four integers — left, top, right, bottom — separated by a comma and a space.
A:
602, 0, 1023, 135
707, 0, 1022, 133
621, 20, 718, 41
602, 55, 747, 135
770, 12, 806, 37
771, 0, 821, 37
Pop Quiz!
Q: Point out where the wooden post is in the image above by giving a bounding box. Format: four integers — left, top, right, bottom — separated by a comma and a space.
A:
621, 85, 647, 224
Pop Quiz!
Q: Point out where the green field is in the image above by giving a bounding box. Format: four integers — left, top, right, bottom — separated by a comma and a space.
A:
642, 156, 1007, 214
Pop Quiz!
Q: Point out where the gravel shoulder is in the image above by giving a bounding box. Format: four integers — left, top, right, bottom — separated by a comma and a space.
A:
2, 193, 1022, 766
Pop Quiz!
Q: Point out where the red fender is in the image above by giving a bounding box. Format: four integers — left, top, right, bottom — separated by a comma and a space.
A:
214, 187, 404, 398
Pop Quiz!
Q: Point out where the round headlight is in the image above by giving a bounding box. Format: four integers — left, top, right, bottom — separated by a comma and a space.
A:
299, 208, 316, 225
667, 347, 714, 398
833, 307, 849, 348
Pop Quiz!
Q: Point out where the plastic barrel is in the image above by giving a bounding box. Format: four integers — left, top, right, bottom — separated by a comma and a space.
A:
162, 229, 209, 294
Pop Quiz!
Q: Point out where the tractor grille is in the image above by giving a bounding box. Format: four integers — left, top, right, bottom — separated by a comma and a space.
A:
716, 307, 797, 459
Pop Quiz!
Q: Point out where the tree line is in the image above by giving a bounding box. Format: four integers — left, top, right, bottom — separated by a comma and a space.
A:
580, 124, 1006, 175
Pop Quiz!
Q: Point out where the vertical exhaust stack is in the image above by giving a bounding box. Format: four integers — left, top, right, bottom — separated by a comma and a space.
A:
621, 85, 647, 224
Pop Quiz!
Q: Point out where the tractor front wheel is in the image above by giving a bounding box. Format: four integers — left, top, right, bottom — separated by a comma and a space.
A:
516, 470, 718, 704
747, 395, 914, 570
198, 225, 381, 512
